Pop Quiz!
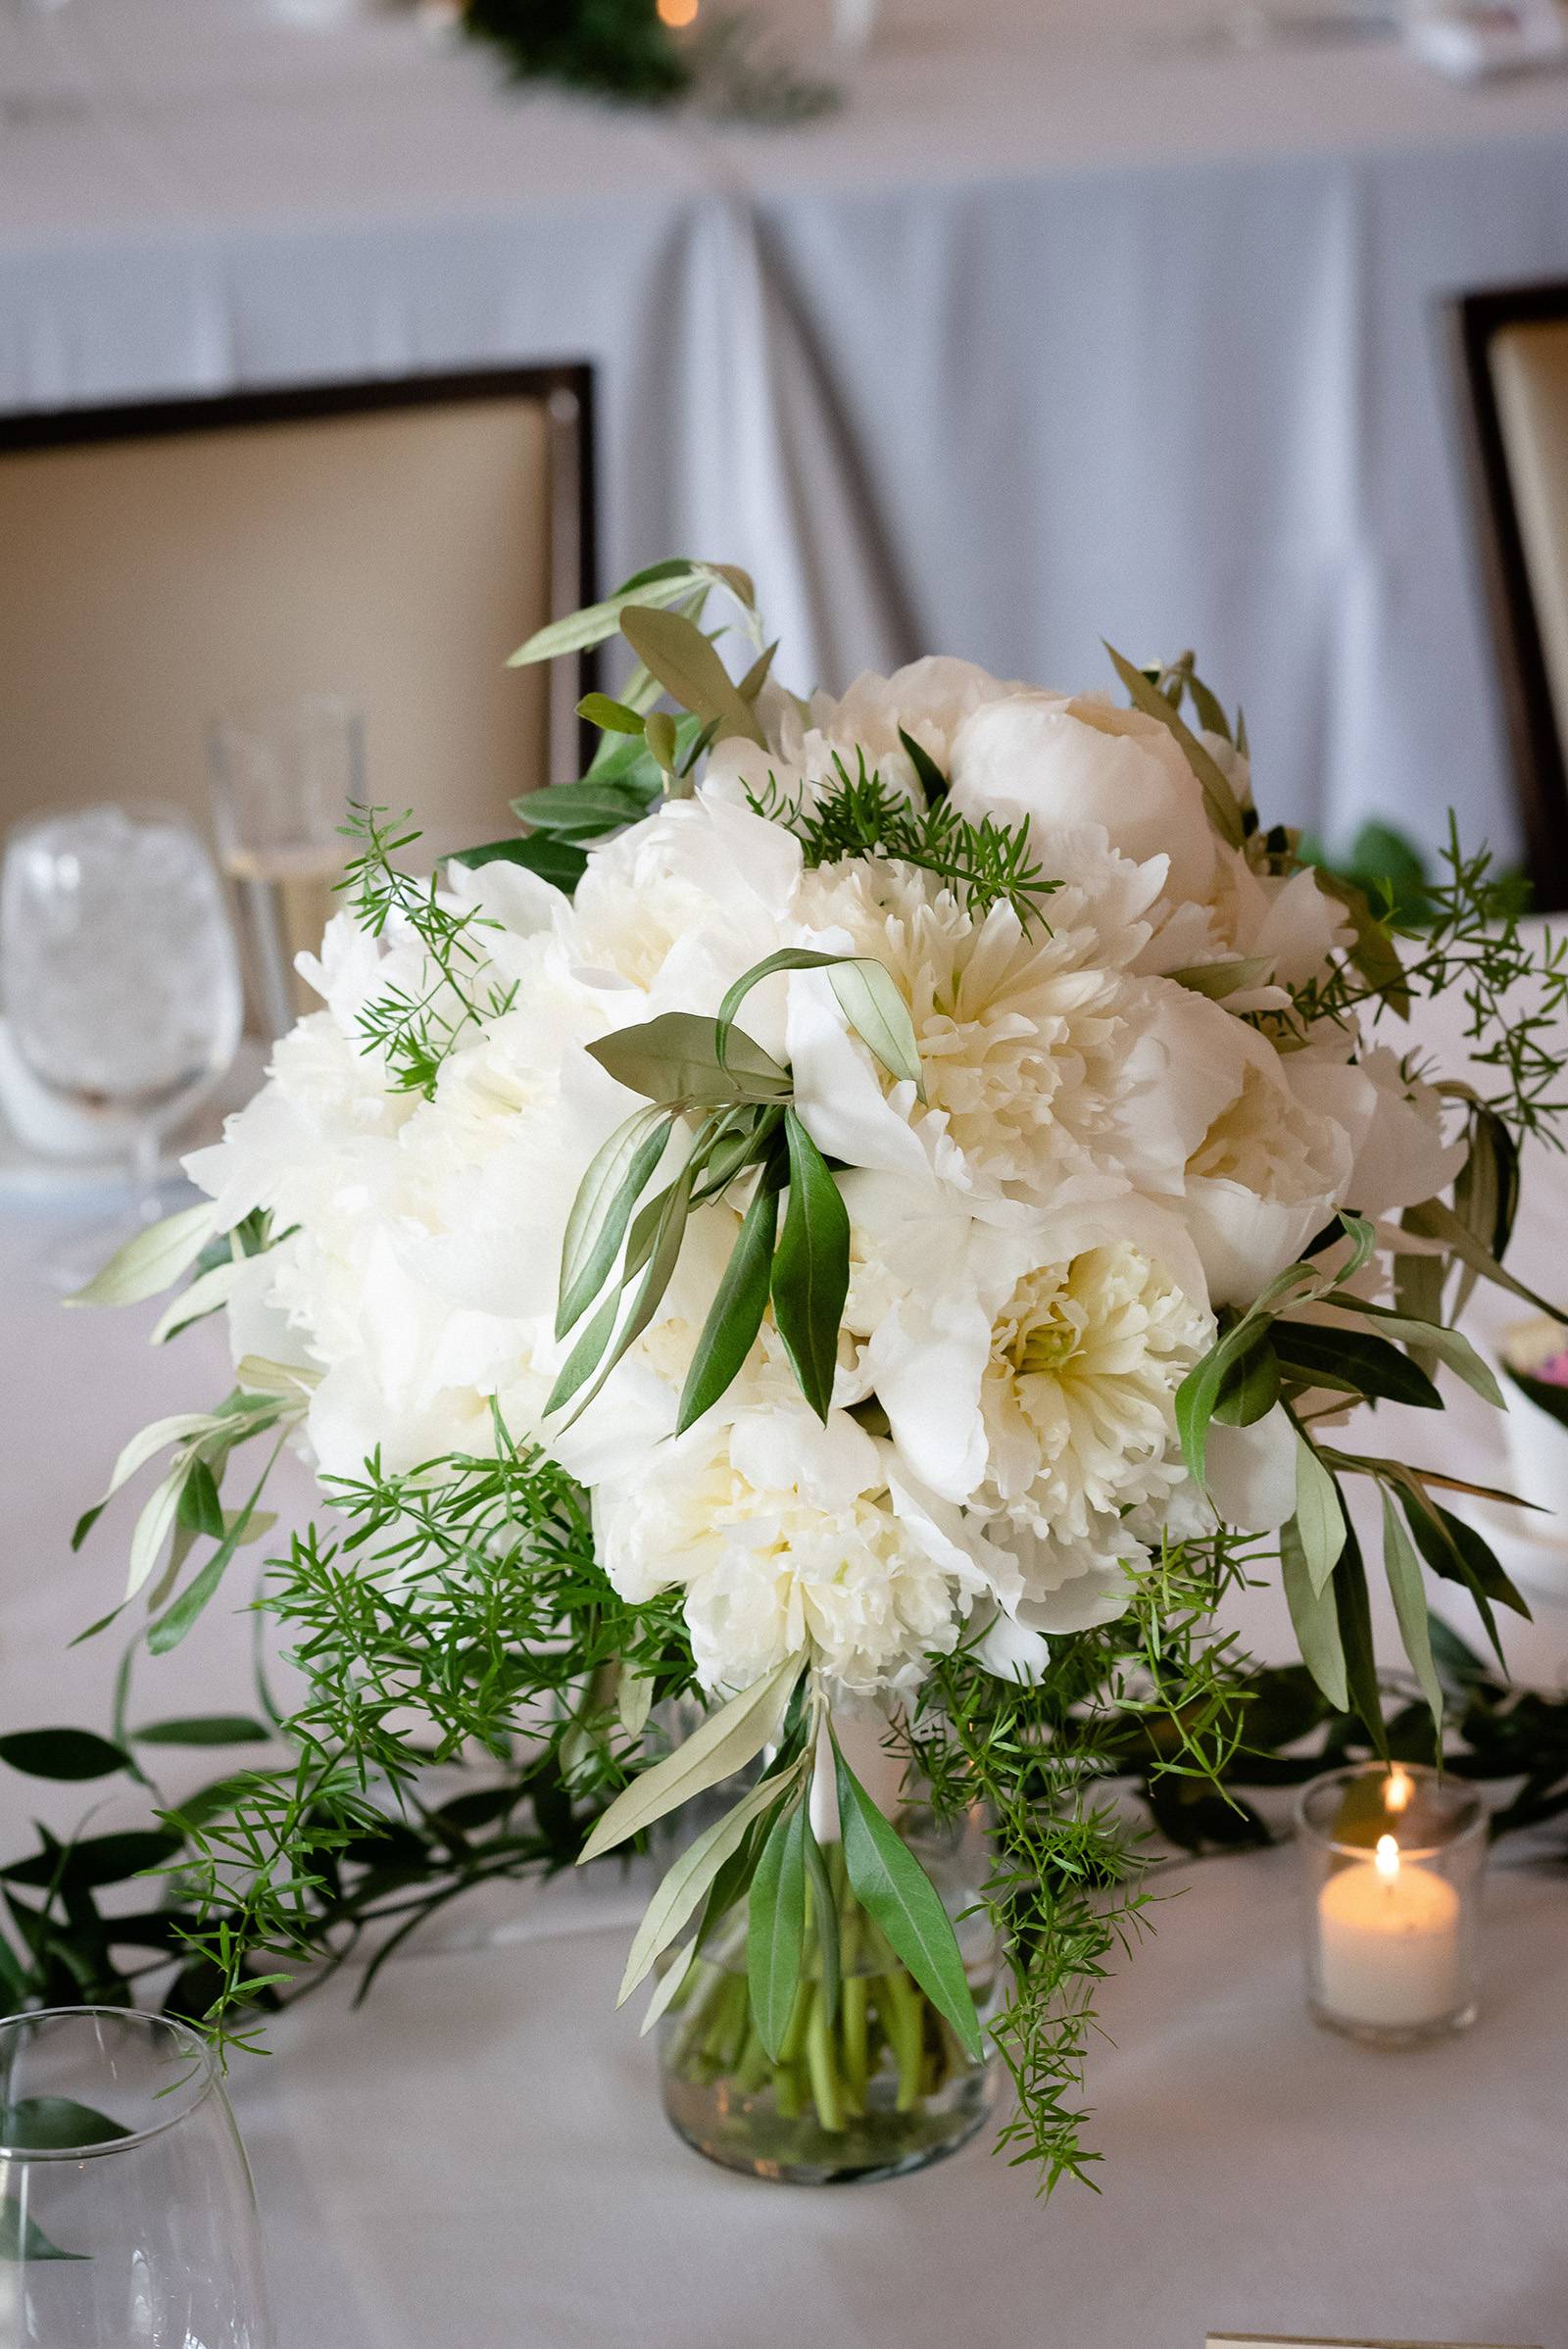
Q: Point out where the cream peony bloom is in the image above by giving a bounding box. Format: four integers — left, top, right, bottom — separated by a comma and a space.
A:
187, 892, 630, 1481
1139, 853, 1350, 1014
786, 840, 1181, 1213
707, 656, 1025, 818
592, 1386, 1014, 1697
946, 692, 1220, 905
976, 1239, 1211, 1541
1176, 1024, 1356, 1309
1286, 1046, 1468, 1221
564, 791, 802, 1052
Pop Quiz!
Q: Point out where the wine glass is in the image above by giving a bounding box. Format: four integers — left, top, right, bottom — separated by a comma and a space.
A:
0, 2007, 273, 2348
209, 695, 363, 1044
0, 803, 243, 1277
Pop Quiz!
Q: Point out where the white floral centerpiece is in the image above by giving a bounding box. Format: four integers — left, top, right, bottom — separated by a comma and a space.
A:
74, 560, 1563, 2184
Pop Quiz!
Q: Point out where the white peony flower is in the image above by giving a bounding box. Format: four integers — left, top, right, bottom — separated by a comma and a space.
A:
707, 656, 1024, 817
946, 692, 1219, 905
187, 898, 633, 1481
1288, 1045, 1468, 1221
1176, 1025, 1356, 1309
786, 841, 1183, 1213
1139, 853, 1350, 1014
592, 1385, 1013, 1697
970, 1229, 1211, 1616
564, 791, 802, 1052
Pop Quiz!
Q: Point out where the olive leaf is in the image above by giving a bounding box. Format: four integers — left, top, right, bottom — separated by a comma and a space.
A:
577, 1652, 804, 1865
576, 693, 646, 736
1404, 1196, 1567, 1325
618, 1774, 786, 2004
771, 1110, 851, 1424
1324, 1298, 1503, 1409
149, 1254, 254, 1346
1272, 1322, 1442, 1410
65, 1201, 219, 1310
1166, 957, 1273, 1003
0, 1729, 129, 1783
715, 947, 923, 1097
834, 1741, 984, 2062
1280, 1516, 1348, 1712
617, 606, 767, 749
676, 1178, 780, 1434
1380, 1487, 1444, 1731
747, 1794, 808, 2060
587, 1012, 790, 1108
1292, 1432, 1346, 1598
507, 563, 716, 664
556, 1107, 672, 1339
1103, 642, 1245, 848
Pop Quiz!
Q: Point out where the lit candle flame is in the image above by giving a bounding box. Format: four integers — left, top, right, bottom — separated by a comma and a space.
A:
1386, 1765, 1412, 1814
1375, 1833, 1400, 1886
658, 0, 699, 24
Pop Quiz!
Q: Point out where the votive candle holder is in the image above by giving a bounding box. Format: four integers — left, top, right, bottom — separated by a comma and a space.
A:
1295, 1760, 1489, 2048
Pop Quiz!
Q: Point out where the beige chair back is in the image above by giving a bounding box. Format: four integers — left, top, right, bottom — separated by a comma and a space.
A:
0, 371, 591, 871
1489, 321, 1568, 793
1450, 284, 1568, 911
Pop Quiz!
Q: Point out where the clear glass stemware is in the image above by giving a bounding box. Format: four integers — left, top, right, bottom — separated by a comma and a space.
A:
0, 802, 243, 1279
0, 2007, 273, 2348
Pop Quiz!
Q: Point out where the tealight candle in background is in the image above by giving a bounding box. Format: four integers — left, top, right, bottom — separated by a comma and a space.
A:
1317, 1834, 1461, 2029
1297, 1762, 1488, 2048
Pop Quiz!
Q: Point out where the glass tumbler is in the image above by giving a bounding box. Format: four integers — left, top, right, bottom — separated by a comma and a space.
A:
1296, 1760, 1489, 2048
0, 2007, 272, 2346
209, 694, 363, 1041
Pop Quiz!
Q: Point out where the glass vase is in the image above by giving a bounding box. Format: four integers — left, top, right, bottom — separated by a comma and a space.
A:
657, 1800, 1000, 2186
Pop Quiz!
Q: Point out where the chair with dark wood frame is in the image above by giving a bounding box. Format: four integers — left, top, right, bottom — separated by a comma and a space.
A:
1448, 281, 1568, 913
0, 364, 596, 861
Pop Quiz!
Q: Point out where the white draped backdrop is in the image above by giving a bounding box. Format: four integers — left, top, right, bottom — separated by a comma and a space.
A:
6, 0, 1568, 862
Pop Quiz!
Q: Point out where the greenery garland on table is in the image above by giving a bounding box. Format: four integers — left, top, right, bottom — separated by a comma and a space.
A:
30, 556, 1568, 2192
1, 1615, 1562, 2070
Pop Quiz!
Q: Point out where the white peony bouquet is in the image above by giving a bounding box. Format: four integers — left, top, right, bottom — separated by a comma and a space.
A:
74, 560, 1564, 2184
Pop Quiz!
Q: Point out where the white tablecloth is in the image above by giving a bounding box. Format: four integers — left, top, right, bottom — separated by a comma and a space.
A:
1, 954, 1566, 2344
7, 0, 1568, 866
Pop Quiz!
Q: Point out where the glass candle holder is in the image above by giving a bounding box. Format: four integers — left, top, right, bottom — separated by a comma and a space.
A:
1296, 1761, 1489, 2048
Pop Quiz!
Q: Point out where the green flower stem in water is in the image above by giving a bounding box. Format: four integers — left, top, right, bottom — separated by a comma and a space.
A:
876, 1969, 925, 2113
841, 1974, 870, 2106
661, 1845, 985, 2155
805, 1992, 845, 2133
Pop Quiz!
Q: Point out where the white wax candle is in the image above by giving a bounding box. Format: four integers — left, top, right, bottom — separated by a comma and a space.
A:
1317, 1835, 1461, 2028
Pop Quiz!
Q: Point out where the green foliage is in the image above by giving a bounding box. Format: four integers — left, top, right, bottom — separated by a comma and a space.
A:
1114, 1622, 1568, 1859
832, 1739, 983, 2062
0, 1730, 129, 1783
339, 804, 519, 1100
747, 1799, 808, 2060
1297, 818, 1436, 928
554, 935, 924, 1434
747, 751, 1059, 929
159, 1421, 701, 2057
1277, 819, 1567, 1144
906, 1532, 1256, 2191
